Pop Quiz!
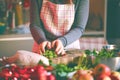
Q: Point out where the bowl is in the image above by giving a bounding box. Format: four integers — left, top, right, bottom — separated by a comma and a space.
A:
99, 57, 120, 70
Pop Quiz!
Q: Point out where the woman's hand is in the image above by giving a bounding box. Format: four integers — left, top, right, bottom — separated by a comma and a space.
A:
39, 41, 51, 54
51, 39, 65, 55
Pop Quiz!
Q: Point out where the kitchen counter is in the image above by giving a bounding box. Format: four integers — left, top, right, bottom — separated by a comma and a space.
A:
0, 34, 34, 57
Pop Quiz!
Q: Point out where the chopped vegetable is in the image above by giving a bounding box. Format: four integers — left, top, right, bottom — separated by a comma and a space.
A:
43, 50, 57, 59
52, 64, 74, 80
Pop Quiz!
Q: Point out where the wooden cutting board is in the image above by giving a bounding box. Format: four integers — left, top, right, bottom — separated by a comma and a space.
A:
51, 49, 85, 64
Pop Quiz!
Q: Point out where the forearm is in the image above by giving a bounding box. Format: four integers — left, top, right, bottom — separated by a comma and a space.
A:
58, 0, 89, 47
30, 0, 47, 44
58, 26, 84, 47
30, 25, 47, 44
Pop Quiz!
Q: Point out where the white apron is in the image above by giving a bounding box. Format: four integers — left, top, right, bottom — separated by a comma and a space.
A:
32, 0, 80, 53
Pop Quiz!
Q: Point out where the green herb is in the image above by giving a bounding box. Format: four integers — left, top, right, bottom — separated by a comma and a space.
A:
85, 49, 98, 56
85, 48, 116, 58
84, 49, 117, 67
43, 50, 57, 59
97, 48, 116, 58
74, 55, 93, 70
52, 64, 74, 80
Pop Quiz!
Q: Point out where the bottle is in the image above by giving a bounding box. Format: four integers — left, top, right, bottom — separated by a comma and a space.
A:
15, 0, 23, 26
8, 5, 16, 30
23, 0, 30, 24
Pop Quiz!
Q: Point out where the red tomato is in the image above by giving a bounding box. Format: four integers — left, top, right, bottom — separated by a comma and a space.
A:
31, 65, 47, 80
17, 67, 27, 74
93, 64, 111, 76
73, 70, 94, 80
10, 76, 18, 80
47, 74, 56, 80
79, 74, 94, 80
20, 73, 30, 79
26, 67, 35, 74
110, 71, 120, 80
12, 72, 20, 78
2, 68, 12, 77
35, 65, 45, 72
95, 75, 111, 80
38, 69, 47, 80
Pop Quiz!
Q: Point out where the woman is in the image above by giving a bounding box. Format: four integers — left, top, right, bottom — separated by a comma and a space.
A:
29, 0, 89, 55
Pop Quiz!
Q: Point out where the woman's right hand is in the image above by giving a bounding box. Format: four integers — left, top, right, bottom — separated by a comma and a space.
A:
38, 41, 51, 54
51, 39, 65, 55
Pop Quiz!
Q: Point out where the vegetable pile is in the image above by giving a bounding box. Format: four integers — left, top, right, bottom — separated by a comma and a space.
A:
0, 64, 56, 80
0, 49, 120, 80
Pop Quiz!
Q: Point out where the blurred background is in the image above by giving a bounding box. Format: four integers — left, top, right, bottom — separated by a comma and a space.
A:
0, 0, 33, 57
0, 0, 120, 57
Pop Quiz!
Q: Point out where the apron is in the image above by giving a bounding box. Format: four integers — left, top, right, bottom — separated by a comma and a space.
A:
32, 0, 80, 53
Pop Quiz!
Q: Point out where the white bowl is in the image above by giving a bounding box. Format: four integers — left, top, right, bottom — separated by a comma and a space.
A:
99, 57, 120, 70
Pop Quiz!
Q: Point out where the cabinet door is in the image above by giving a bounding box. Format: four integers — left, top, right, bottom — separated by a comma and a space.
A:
106, 0, 120, 48
85, 0, 106, 36
106, 0, 120, 39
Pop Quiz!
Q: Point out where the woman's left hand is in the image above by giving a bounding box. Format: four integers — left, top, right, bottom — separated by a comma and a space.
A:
51, 39, 65, 55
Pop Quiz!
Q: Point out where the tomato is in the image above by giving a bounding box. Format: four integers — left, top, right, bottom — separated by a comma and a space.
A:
47, 74, 56, 80
12, 72, 20, 78
72, 70, 94, 80
38, 69, 47, 80
9, 64, 18, 72
26, 67, 35, 74
17, 67, 27, 74
78, 73, 94, 80
30, 65, 47, 80
35, 65, 45, 71
2, 68, 12, 77
20, 73, 30, 79
95, 75, 111, 80
93, 64, 111, 76
10, 77, 18, 80
110, 71, 120, 80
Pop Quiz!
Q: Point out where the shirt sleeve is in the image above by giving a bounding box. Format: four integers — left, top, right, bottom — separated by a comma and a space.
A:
29, 0, 47, 44
58, 0, 89, 47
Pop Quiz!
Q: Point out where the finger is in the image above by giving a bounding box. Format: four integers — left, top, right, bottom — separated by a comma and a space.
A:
55, 44, 64, 55
51, 41, 56, 49
56, 48, 62, 55
55, 45, 61, 54
47, 42, 51, 49
40, 42, 48, 53
39, 49, 43, 54
61, 50, 66, 56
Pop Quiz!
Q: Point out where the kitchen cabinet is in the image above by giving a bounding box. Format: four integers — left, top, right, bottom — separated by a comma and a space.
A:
84, 0, 107, 37
106, 0, 120, 48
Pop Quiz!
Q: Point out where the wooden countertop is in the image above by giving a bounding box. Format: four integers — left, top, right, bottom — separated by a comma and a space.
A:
52, 49, 84, 64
